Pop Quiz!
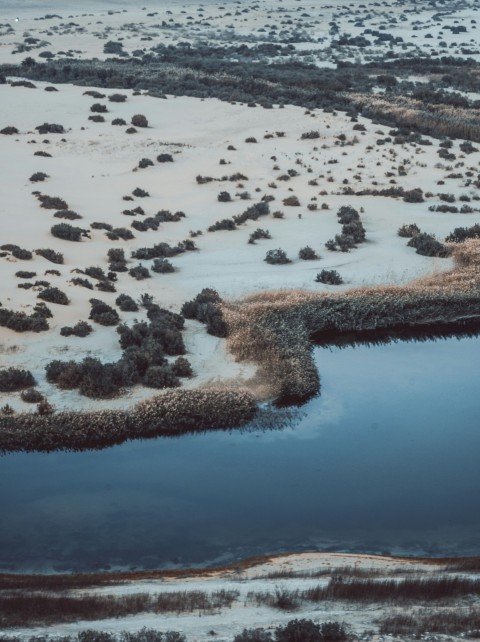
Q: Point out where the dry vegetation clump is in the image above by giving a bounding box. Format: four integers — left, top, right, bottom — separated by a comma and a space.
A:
379, 608, 480, 635
224, 240, 480, 403
350, 93, 480, 142
0, 387, 256, 453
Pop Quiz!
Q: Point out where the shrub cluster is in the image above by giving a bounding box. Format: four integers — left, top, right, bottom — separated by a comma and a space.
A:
235, 620, 347, 642
37, 286, 69, 305
397, 223, 420, 238
0, 368, 36, 392
182, 288, 228, 337
446, 224, 480, 244
108, 248, 128, 272
265, 249, 291, 264
299, 246, 318, 260
89, 299, 120, 326
60, 321, 92, 337
35, 248, 64, 264
316, 269, 343, 285
116, 294, 138, 312
407, 233, 449, 257
326, 206, 366, 252
51, 223, 89, 242
131, 240, 195, 261
248, 228, 271, 244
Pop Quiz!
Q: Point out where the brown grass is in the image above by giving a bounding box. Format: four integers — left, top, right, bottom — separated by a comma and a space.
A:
223, 240, 480, 403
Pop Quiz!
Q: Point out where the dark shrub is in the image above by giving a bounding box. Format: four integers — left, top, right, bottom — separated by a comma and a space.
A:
107, 227, 135, 241
30, 172, 49, 182
0, 368, 36, 392
265, 248, 291, 264
143, 365, 180, 389
446, 223, 480, 243
283, 195, 300, 206
51, 223, 89, 241
60, 321, 92, 337
208, 218, 236, 232
109, 93, 127, 102
172, 356, 193, 378
112, 118, 127, 126
407, 233, 449, 257
89, 299, 120, 326
1, 126, 19, 135
37, 194, 68, 210
90, 103, 108, 113
157, 153, 173, 162
131, 114, 148, 128
34, 150, 52, 157
152, 258, 175, 273
342, 220, 365, 243
403, 188, 424, 203
83, 90, 106, 99
299, 246, 318, 260
138, 158, 154, 169
275, 619, 322, 642
53, 209, 82, 220
96, 280, 116, 293
301, 130, 320, 139
35, 123, 65, 134
126, 127, 137, 134
103, 41, 123, 55
132, 187, 149, 198
91, 222, 112, 231
248, 228, 271, 244
89, 115, 105, 123
129, 264, 150, 280
11, 247, 33, 260
35, 248, 63, 264
20, 388, 44, 403
15, 271, 36, 279
218, 191, 232, 202
116, 294, 139, 312
316, 269, 343, 284
398, 223, 421, 238
337, 206, 360, 225
38, 286, 69, 305
71, 277, 94, 289
181, 288, 228, 338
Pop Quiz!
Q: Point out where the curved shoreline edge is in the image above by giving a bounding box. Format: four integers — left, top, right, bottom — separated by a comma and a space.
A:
1, 240, 479, 454
0, 551, 479, 589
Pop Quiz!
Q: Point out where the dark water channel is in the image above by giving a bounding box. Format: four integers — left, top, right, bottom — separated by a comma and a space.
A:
1, 336, 479, 572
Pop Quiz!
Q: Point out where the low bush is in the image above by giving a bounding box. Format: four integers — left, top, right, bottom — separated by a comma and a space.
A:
316, 269, 343, 285
152, 258, 175, 273
35, 123, 65, 134
172, 356, 193, 378
109, 93, 127, 102
300, 130, 320, 139
89, 299, 120, 326
299, 246, 318, 260
157, 153, 173, 163
112, 118, 127, 126
34, 150, 52, 157
208, 218, 236, 232
403, 188, 424, 203
131, 114, 148, 128
398, 223, 420, 238
106, 227, 135, 241
218, 191, 232, 202
60, 321, 92, 337
446, 223, 480, 243
36, 194, 68, 210
20, 388, 44, 403
407, 233, 449, 257
15, 271, 36, 279
132, 187, 149, 198
35, 248, 63, 264
53, 209, 82, 220
37, 286, 69, 305
90, 103, 108, 113
71, 277, 94, 290
51, 223, 89, 242
29, 172, 49, 182
248, 228, 271, 244
11, 247, 33, 260
89, 115, 105, 123
1, 126, 19, 135
182, 288, 228, 337
138, 158, 154, 169
265, 249, 291, 264
143, 365, 180, 389
0, 368, 36, 392
283, 196, 300, 206
129, 264, 150, 280
116, 294, 139, 312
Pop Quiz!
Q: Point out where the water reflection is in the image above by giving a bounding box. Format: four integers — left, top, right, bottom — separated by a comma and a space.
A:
0, 336, 479, 572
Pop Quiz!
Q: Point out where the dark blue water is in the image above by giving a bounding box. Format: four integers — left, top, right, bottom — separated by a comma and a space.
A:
1, 336, 479, 572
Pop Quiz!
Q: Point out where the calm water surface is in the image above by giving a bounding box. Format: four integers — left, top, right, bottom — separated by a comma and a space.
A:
1, 336, 479, 572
